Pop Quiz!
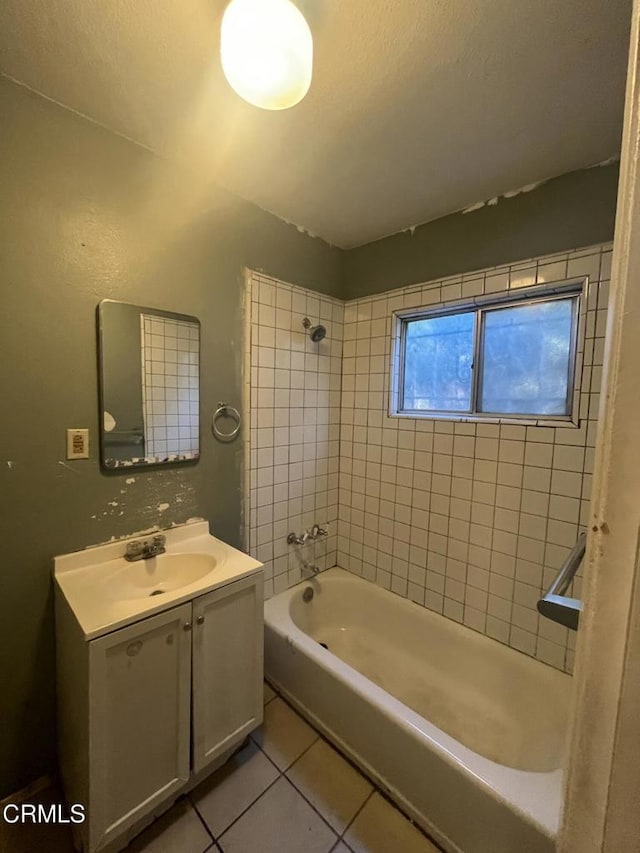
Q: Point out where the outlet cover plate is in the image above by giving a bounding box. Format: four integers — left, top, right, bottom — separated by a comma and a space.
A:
67, 429, 89, 460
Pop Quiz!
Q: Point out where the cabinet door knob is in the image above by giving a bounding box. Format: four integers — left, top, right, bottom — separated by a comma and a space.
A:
183, 621, 192, 632
126, 641, 143, 657
196, 615, 205, 625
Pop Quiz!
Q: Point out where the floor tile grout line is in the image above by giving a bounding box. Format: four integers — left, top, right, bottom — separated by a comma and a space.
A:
364, 785, 445, 851
187, 791, 218, 846
339, 787, 375, 840
202, 769, 284, 844
244, 703, 350, 843
276, 772, 341, 843
253, 693, 321, 773
294, 716, 374, 788
259, 689, 375, 840
263, 687, 278, 707
211, 766, 341, 851
255, 698, 365, 842
272, 690, 374, 797
282, 758, 358, 841
249, 731, 344, 839
249, 728, 319, 776
281, 727, 321, 768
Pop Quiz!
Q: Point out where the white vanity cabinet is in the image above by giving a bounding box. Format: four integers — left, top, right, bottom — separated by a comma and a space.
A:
55, 559, 263, 853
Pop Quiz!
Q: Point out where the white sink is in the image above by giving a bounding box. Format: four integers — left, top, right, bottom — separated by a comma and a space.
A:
53, 521, 262, 640
101, 553, 218, 602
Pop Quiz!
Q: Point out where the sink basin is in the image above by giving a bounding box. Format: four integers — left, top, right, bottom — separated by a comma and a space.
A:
102, 552, 217, 601
54, 521, 263, 639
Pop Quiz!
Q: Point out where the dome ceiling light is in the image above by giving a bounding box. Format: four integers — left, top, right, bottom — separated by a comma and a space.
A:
220, 0, 313, 110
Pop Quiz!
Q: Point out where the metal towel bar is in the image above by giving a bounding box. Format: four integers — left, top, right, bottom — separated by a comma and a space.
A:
537, 532, 586, 631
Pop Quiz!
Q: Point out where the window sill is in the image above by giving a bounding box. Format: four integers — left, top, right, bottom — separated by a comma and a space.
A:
388, 410, 580, 429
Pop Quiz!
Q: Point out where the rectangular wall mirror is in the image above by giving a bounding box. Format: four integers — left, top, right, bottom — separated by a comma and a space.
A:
97, 300, 200, 469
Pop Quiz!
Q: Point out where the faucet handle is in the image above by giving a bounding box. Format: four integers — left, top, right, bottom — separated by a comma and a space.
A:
311, 523, 328, 538
153, 534, 166, 547
287, 530, 315, 545
125, 540, 144, 558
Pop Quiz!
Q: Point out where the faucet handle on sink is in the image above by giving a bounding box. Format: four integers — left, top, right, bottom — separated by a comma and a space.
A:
125, 540, 144, 560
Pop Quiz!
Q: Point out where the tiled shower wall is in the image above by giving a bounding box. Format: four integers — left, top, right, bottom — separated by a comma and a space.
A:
337, 244, 612, 673
244, 245, 610, 672
244, 271, 344, 598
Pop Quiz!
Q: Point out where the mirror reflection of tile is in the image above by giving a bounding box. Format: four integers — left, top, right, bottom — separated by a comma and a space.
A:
140, 313, 200, 459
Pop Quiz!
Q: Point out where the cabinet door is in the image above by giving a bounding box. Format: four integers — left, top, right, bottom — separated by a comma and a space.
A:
192, 573, 264, 773
88, 603, 192, 850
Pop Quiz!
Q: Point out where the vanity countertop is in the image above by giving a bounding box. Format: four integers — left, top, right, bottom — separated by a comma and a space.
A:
54, 520, 262, 640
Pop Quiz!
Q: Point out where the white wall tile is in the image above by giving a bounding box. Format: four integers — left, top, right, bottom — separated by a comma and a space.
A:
337, 244, 609, 673
245, 273, 343, 590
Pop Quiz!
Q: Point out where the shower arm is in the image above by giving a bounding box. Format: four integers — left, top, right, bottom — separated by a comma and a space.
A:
537, 532, 586, 631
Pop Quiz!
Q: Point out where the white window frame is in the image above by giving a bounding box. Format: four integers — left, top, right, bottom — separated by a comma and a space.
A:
389, 278, 587, 427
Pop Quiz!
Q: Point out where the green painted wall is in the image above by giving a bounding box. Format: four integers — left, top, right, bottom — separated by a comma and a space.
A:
343, 163, 620, 298
0, 76, 341, 798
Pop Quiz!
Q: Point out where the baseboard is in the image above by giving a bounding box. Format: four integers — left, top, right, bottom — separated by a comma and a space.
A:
0, 774, 54, 808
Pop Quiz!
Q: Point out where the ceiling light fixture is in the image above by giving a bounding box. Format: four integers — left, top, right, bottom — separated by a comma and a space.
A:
220, 0, 313, 110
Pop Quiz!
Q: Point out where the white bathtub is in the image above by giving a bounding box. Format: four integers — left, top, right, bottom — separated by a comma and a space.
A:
264, 568, 572, 853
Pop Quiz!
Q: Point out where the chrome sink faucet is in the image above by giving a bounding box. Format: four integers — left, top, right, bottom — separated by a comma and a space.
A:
125, 534, 166, 562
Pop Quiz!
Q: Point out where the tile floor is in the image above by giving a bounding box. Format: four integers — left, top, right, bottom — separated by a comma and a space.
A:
1, 684, 441, 853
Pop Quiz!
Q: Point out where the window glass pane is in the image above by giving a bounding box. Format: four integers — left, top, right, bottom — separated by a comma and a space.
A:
403, 312, 475, 411
479, 297, 575, 415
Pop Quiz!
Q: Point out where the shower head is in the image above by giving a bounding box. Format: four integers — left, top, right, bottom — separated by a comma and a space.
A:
310, 325, 326, 342
302, 318, 327, 342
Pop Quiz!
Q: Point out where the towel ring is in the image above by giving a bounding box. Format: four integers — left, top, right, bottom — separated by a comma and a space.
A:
212, 401, 241, 441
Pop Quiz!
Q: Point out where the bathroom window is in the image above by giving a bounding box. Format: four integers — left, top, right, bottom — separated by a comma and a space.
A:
391, 281, 584, 424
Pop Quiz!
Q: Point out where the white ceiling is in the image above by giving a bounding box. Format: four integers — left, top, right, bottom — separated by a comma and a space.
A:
0, 0, 632, 248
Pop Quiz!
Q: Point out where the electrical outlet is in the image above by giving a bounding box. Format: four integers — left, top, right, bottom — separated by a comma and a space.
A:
67, 429, 89, 460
